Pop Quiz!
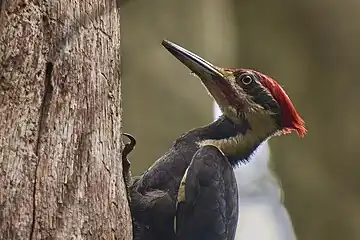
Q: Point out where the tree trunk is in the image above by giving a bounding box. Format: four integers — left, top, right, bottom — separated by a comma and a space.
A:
0, 1, 131, 239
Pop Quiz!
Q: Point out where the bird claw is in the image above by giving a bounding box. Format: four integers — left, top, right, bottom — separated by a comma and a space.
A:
122, 133, 137, 203
122, 133, 136, 168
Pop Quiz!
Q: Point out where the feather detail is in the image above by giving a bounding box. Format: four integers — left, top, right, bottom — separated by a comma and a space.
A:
255, 71, 306, 137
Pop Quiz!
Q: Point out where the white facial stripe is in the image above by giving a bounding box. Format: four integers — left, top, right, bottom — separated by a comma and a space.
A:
198, 111, 277, 157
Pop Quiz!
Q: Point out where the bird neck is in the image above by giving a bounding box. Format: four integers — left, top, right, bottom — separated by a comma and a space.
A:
188, 114, 276, 165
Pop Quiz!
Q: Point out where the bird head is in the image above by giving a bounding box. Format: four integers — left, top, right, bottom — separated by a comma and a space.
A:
162, 40, 306, 138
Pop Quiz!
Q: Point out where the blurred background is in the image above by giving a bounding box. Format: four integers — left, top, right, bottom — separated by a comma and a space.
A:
121, 0, 360, 239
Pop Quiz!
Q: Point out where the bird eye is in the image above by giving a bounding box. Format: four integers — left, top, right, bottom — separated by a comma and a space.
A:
241, 75, 253, 85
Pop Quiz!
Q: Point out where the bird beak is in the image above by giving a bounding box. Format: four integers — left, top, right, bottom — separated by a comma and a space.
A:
162, 40, 237, 107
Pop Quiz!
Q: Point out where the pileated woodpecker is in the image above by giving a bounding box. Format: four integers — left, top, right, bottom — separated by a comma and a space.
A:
214, 103, 297, 240
126, 40, 306, 240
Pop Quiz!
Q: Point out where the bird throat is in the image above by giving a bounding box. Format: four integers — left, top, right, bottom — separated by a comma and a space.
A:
196, 114, 276, 165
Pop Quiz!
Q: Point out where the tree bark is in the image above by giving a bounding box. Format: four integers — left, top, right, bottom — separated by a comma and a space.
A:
0, 0, 131, 239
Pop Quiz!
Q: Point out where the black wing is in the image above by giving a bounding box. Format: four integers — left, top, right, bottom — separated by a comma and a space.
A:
175, 145, 238, 240
130, 178, 176, 240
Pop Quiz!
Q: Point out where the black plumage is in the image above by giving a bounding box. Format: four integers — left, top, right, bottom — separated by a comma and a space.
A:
128, 115, 256, 240
175, 145, 238, 240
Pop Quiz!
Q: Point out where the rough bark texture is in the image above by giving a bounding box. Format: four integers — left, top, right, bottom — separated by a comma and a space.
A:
0, 0, 132, 239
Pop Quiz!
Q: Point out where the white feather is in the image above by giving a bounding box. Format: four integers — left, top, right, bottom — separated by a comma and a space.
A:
213, 103, 296, 240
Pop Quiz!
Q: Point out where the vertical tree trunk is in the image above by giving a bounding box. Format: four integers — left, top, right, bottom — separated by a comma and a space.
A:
0, 1, 131, 239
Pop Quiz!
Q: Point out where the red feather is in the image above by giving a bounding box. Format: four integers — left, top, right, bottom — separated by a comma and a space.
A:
255, 71, 306, 137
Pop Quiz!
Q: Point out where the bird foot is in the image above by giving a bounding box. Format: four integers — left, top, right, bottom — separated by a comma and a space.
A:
122, 133, 136, 203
